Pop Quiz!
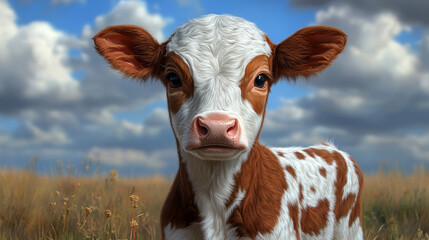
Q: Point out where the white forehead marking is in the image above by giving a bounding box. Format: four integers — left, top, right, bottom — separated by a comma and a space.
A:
166, 14, 272, 87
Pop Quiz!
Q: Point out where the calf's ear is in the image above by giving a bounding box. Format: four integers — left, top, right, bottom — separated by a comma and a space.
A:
93, 25, 166, 80
272, 26, 347, 81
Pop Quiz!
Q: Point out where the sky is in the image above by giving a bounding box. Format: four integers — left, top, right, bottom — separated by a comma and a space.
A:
1, 0, 428, 177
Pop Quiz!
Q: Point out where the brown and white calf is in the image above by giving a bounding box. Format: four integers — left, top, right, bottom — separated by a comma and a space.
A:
94, 14, 363, 240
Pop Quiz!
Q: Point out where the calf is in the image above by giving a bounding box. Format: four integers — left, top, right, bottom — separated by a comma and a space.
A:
94, 14, 363, 240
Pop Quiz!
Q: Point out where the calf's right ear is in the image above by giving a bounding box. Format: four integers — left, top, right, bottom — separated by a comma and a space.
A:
93, 25, 166, 80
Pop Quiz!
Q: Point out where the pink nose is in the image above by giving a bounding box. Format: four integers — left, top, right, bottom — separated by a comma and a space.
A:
193, 114, 240, 144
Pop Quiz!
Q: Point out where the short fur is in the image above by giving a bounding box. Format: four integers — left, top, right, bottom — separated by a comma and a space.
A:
94, 14, 362, 240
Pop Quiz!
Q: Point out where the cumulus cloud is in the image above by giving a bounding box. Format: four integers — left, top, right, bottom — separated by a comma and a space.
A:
93, 1, 172, 42
0, 0, 176, 172
0, 2, 80, 116
261, 5, 429, 171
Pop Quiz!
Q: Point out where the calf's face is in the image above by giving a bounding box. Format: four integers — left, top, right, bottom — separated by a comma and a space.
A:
93, 15, 346, 161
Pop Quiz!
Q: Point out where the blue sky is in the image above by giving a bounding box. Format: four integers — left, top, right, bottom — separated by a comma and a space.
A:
1, 0, 429, 176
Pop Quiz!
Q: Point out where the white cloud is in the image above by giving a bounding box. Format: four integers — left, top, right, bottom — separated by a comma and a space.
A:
291, 0, 429, 27
0, 0, 176, 172
93, 1, 172, 42
88, 147, 173, 169
261, 4, 429, 171
0, 2, 81, 115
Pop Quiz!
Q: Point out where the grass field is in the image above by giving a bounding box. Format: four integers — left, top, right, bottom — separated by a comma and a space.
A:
1, 163, 429, 239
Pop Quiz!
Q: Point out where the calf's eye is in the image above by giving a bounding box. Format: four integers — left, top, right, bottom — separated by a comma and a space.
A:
168, 73, 182, 88
254, 74, 267, 88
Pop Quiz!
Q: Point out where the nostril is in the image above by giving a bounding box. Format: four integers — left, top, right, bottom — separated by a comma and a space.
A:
197, 117, 209, 137
198, 125, 208, 137
226, 119, 238, 138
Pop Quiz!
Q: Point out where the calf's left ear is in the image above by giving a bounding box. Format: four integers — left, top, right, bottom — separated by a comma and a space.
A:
93, 25, 166, 80
272, 26, 347, 81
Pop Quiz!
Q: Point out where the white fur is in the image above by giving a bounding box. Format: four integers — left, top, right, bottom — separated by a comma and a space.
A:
164, 223, 203, 240
162, 15, 362, 240
268, 143, 362, 239
165, 15, 272, 239
166, 14, 271, 157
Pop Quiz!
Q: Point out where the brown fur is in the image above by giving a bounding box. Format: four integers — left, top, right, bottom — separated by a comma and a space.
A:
272, 26, 347, 81
240, 55, 271, 115
301, 148, 362, 223
227, 142, 287, 239
286, 166, 297, 179
300, 199, 330, 235
163, 52, 194, 114
288, 204, 301, 240
295, 151, 306, 160
93, 22, 356, 239
93, 25, 166, 80
349, 157, 364, 227
160, 152, 200, 235
319, 167, 327, 178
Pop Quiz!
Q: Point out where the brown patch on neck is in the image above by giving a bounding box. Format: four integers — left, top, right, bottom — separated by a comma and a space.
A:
240, 55, 271, 115
300, 199, 330, 235
164, 52, 194, 114
160, 146, 200, 232
227, 142, 287, 238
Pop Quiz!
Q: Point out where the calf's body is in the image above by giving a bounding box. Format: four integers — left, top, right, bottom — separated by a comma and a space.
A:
94, 14, 363, 239
162, 143, 363, 240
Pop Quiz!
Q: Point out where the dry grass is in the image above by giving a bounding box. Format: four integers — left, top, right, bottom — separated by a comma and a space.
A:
0, 169, 170, 239
0, 163, 428, 239
363, 167, 429, 240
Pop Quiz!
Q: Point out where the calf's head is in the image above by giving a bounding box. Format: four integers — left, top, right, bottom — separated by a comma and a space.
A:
94, 15, 346, 161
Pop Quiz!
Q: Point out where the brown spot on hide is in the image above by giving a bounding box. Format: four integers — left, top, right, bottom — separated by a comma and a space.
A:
349, 157, 363, 227
286, 166, 296, 179
300, 199, 330, 235
319, 168, 327, 178
303, 149, 315, 158
288, 204, 301, 240
336, 193, 356, 220
301, 148, 362, 225
277, 151, 285, 157
295, 152, 305, 160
